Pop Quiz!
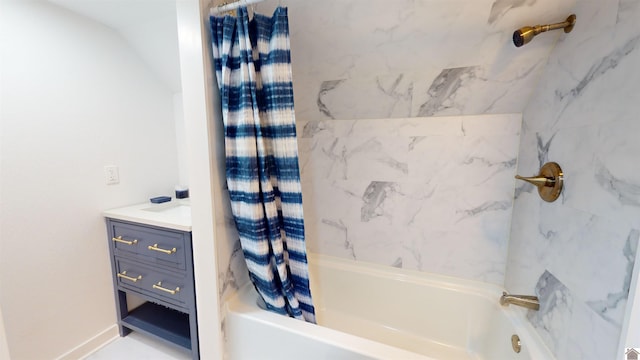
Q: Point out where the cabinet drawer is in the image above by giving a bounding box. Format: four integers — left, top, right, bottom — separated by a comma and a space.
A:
115, 258, 190, 307
110, 222, 187, 270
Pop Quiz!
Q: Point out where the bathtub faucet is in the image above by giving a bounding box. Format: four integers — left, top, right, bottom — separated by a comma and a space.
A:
499, 292, 540, 311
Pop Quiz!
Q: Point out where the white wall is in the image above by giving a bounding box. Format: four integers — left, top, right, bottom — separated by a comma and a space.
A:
0, 2, 179, 358
48, 0, 183, 93
176, 0, 228, 358
173, 92, 190, 186
0, 305, 9, 360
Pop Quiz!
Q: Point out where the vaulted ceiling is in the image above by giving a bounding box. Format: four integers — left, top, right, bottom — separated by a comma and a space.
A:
48, 0, 182, 93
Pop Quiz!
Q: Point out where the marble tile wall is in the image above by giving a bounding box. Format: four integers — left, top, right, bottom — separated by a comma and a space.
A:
258, 0, 576, 121
242, 0, 577, 286
215, 188, 249, 305
298, 114, 521, 284
504, 0, 640, 358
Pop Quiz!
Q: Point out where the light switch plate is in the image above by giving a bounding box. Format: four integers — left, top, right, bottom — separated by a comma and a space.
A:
104, 165, 119, 185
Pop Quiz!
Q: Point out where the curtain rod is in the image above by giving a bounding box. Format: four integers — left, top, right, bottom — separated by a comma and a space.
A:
210, 0, 265, 15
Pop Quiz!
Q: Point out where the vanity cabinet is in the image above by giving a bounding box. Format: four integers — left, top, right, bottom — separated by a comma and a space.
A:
105, 218, 199, 359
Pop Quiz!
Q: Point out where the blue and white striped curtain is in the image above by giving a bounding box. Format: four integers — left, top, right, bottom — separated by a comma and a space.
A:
210, 7, 315, 323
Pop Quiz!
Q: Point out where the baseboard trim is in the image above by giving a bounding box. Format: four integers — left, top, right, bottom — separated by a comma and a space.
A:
55, 325, 119, 360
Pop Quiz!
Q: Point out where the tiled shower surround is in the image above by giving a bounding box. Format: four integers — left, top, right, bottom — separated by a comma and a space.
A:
505, 0, 640, 358
297, 115, 521, 285
285, 0, 576, 122
214, 0, 640, 359
219, 0, 578, 293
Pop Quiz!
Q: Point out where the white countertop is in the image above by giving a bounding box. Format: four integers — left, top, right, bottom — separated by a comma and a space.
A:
103, 199, 192, 231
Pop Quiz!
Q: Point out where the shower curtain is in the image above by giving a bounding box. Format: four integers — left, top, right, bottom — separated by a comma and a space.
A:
210, 7, 315, 323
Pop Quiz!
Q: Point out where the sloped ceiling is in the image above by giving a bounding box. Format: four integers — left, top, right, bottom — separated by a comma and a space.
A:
48, 0, 182, 93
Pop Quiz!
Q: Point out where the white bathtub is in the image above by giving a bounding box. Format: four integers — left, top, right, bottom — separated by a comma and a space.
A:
225, 254, 554, 360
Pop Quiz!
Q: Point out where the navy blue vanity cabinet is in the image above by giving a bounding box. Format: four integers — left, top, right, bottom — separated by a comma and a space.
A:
106, 218, 199, 359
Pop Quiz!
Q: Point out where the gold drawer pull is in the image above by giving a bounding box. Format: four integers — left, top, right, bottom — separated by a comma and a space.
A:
148, 243, 177, 255
153, 281, 180, 295
112, 236, 138, 246
117, 271, 142, 283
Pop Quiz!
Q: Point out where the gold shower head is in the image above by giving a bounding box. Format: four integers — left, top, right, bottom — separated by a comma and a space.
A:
513, 14, 577, 47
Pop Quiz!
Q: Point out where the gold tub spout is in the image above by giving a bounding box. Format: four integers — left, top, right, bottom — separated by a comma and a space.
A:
500, 292, 540, 311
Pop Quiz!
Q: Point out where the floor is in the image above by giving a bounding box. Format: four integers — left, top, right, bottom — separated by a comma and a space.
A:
85, 332, 191, 360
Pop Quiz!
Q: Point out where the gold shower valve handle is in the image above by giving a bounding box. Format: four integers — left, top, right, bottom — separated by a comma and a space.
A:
515, 162, 564, 202
514, 175, 555, 187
